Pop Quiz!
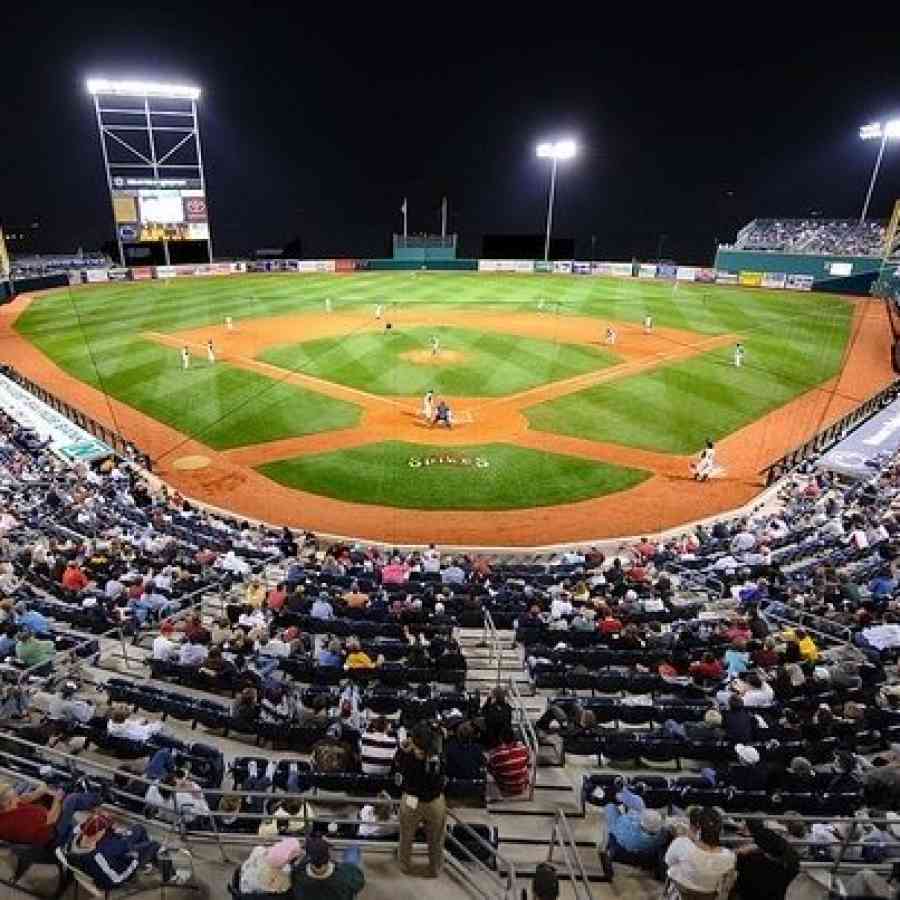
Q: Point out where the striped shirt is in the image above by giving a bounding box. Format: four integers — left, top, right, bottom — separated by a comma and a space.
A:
360, 731, 398, 775
487, 741, 530, 796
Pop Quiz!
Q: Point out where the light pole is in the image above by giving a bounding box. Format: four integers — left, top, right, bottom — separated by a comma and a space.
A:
859, 120, 900, 222
536, 139, 576, 262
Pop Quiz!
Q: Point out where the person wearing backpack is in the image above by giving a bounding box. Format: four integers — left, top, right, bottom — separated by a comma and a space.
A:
395, 721, 447, 877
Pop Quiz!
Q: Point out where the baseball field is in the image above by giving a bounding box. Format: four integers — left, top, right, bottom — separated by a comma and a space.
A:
3, 271, 893, 545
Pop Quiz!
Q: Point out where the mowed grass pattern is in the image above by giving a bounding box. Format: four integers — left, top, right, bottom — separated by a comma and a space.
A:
13, 273, 854, 458
259, 325, 619, 396
257, 441, 651, 510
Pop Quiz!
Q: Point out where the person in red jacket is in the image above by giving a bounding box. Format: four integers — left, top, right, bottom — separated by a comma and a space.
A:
61, 561, 88, 593
486, 729, 530, 797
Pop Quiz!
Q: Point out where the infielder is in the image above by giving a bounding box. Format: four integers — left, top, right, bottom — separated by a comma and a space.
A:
422, 390, 435, 423
207, 339, 216, 364
605, 326, 617, 346
693, 439, 716, 482
644, 314, 653, 334
375, 303, 384, 320
430, 335, 440, 357
325, 298, 332, 313
734, 342, 745, 367
181, 346, 191, 371
225, 316, 235, 332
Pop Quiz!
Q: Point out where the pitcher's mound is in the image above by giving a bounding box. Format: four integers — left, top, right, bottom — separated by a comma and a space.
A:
400, 350, 467, 366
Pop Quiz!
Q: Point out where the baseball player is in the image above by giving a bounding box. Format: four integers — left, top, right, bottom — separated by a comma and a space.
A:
643, 314, 653, 334
605, 326, 617, 346
325, 297, 332, 313
225, 316, 235, 332
431, 400, 452, 428
430, 335, 441, 357
733, 342, 745, 368
375, 303, 384, 320
693, 439, 716, 482
181, 346, 191, 371
207, 339, 216, 364
422, 390, 435, 423
538, 298, 545, 312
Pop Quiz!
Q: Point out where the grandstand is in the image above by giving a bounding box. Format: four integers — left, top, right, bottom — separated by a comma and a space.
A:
0, 368, 898, 900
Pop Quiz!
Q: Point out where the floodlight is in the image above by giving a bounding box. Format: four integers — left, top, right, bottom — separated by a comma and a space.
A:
859, 119, 900, 221
86, 78, 201, 100
536, 139, 577, 160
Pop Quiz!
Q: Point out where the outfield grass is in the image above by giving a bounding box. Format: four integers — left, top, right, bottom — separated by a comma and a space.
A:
524, 302, 852, 453
14, 273, 854, 458
257, 441, 650, 510
259, 325, 619, 396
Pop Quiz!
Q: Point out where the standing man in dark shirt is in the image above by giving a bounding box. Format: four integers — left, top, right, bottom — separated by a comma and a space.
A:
395, 722, 447, 877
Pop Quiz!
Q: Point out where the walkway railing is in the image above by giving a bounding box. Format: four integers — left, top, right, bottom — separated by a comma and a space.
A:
546, 811, 593, 898
508, 677, 539, 801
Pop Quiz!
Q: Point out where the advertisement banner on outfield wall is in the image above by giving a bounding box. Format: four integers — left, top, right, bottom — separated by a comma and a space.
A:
696, 268, 716, 283
817, 398, 900, 480
738, 271, 764, 287
533, 261, 552, 273
0, 373, 112, 463
155, 266, 177, 279
478, 260, 535, 273
762, 272, 787, 289
676, 266, 697, 281
296, 260, 336, 273
573, 261, 592, 275
656, 263, 677, 279
107, 268, 130, 281
786, 274, 814, 291
639, 263, 657, 279
67, 271, 81, 286
335, 259, 356, 272
131, 266, 153, 280
552, 261, 573, 274
231, 262, 247, 273
84, 269, 109, 283
715, 271, 738, 285
592, 262, 633, 278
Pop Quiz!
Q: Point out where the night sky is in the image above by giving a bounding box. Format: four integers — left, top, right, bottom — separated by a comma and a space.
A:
3, 6, 899, 264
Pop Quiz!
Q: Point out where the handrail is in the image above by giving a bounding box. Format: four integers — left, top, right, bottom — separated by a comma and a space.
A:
547, 811, 592, 898
507, 677, 539, 801
483, 608, 502, 686
445, 807, 517, 900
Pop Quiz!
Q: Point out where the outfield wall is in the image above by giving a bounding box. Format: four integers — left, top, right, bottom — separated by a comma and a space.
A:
714, 249, 881, 295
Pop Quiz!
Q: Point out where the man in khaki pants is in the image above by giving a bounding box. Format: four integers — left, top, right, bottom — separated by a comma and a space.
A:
395, 721, 447, 877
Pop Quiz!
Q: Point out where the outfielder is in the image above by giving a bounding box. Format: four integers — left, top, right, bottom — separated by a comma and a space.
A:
430, 335, 441, 357
325, 297, 332, 313
375, 303, 383, 320
225, 316, 235, 332
181, 346, 191, 371
422, 390, 435, 423
207, 339, 216, 364
734, 342, 745, 367
644, 314, 653, 334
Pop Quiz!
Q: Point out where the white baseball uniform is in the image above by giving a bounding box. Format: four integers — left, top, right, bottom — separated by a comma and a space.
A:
207, 341, 216, 364
644, 315, 653, 334
225, 316, 234, 332
422, 392, 434, 421
181, 348, 191, 370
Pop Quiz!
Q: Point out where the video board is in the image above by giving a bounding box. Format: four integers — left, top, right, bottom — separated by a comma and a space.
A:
111, 177, 209, 243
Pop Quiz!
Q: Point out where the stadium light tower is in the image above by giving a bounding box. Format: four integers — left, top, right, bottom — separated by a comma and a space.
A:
536, 139, 576, 262
86, 77, 211, 266
859, 120, 900, 223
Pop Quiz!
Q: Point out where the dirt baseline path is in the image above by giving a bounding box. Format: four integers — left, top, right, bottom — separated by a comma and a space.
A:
0, 295, 893, 547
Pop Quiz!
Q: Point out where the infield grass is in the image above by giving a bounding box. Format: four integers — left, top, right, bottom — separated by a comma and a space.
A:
259, 326, 619, 396
257, 441, 651, 510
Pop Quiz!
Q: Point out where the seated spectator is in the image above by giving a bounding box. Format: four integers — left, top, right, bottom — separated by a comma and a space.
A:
292, 835, 364, 900
15, 629, 55, 668
486, 728, 530, 797
108, 707, 167, 742
13, 602, 50, 637
381, 557, 409, 585
145, 771, 211, 826
0, 780, 100, 846
445, 722, 485, 781
342, 582, 369, 610
690, 652, 724, 681
245, 577, 266, 609
571, 608, 596, 632
64, 812, 160, 892
344, 638, 377, 670
724, 641, 750, 677
47, 681, 97, 725
480, 687, 513, 746
360, 717, 397, 775
752, 638, 780, 669
723, 696, 756, 744
240, 836, 302, 894
358, 792, 398, 839
664, 807, 735, 896
310, 593, 335, 620
179, 635, 209, 668
61, 560, 89, 593
441, 559, 466, 585
232, 687, 260, 729
152, 628, 181, 661
318, 639, 344, 668
603, 787, 666, 865
599, 608, 623, 635
736, 672, 775, 708
734, 819, 799, 900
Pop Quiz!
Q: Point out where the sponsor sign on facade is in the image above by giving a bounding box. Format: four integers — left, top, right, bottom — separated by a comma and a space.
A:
818, 399, 900, 480
0, 374, 112, 463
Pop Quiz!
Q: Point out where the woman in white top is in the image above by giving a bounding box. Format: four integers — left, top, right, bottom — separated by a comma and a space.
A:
665, 808, 735, 897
